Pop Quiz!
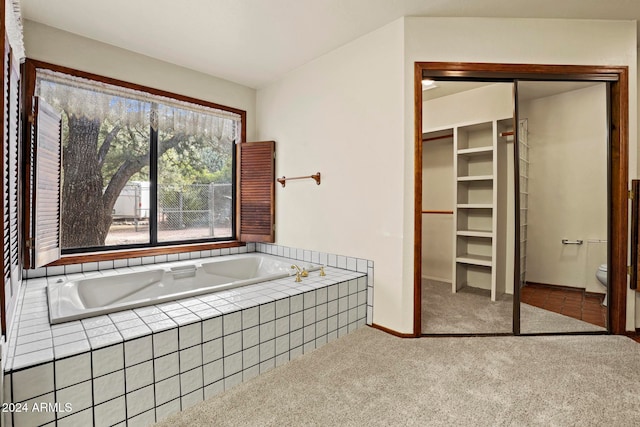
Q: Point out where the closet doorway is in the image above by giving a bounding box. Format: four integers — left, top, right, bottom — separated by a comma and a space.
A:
413, 63, 628, 337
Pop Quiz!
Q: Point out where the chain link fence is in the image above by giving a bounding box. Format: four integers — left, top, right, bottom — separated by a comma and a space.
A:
158, 183, 232, 237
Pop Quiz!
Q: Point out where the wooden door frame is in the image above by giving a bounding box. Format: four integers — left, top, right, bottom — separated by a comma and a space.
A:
414, 62, 629, 336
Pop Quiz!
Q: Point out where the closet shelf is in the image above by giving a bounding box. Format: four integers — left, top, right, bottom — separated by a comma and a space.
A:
456, 203, 493, 209
457, 146, 493, 156
457, 230, 493, 238
457, 175, 493, 182
456, 254, 493, 267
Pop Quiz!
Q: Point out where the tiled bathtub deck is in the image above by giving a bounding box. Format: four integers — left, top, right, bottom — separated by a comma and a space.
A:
3, 259, 369, 427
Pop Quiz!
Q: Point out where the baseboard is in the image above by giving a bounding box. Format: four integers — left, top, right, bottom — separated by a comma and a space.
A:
525, 281, 587, 292
421, 275, 452, 283
370, 323, 417, 338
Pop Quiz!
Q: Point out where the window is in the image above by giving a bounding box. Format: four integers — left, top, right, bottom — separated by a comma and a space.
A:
23, 60, 275, 265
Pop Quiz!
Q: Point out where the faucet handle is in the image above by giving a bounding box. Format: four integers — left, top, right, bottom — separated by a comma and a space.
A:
319, 266, 326, 276
301, 268, 309, 277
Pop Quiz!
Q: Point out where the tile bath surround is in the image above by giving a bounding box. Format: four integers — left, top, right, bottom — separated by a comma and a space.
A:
2, 244, 373, 426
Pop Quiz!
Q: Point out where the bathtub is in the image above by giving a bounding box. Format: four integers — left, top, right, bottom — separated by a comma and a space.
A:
47, 254, 320, 324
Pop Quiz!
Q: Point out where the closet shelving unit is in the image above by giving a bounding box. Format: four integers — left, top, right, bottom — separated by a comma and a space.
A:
452, 119, 511, 301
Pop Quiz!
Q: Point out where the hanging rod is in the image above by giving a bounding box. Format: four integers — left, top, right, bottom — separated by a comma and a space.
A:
561, 239, 584, 245
422, 134, 453, 142
277, 172, 321, 188
422, 210, 454, 215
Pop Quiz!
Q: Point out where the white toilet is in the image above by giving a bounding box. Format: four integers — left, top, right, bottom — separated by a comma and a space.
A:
595, 264, 607, 306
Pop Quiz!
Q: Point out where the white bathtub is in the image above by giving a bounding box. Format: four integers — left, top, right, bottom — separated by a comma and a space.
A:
47, 254, 320, 324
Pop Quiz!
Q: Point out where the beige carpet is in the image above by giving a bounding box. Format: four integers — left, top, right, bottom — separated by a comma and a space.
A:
422, 279, 605, 334
155, 327, 640, 427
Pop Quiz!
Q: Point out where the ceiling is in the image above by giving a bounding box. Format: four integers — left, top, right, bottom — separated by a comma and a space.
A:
19, 0, 640, 89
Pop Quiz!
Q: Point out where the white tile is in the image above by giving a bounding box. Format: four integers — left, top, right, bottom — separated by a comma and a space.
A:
12, 392, 55, 426
94, 396, 126, 427
275, 335, 290, 356
155, 376, 180, 405
57, 408, 93, 427
202, 316, 222, 342
153, 328, 178, 357
224, 372, 242, 391
275, 298, 289, 318
260, 358, 275, 374
260, 321, 275, 342
242, 346, 259, 368
56, 380, 92, 416
223, 353, 242, 377
303, 308, 316, 327
93, 370, 125, 404
275, 352, 290, 367
290, 329, 303, 348
222, 312, 242, 335
259, 335, 276, 360
11, 348, 54, 370
223, 332, 242, 356
303, 290, 316, 308
126, 385, 155, 417
180, 368, 203, 395
124, 336, 152, 367
154, 352, 179, 382
303, 324, 316, 343
126, 360, 154, 392
82, 316, 114, 330
181, 388, 203, 411
179, 345, 202, 373
290, 312, 303, 330
120, 325, 152, 341
259, 302, 275, 323
55, 353, 91, 389
55, 340, 91, 359
85, 324, 118, 338
203, 380, 224, 400
242, 307, 259, 328
290, 295, 303, 313
89, 332, 125, 349
203, 359, 224, 385
12, 362, 54, 401
243, 364, 260, 382
50, 322, 83, 337
155, 398, 181, 422
242, 326, 259, 350
128, 409, 156, 427
202, 338, 223, 364
92, 343, 124, 377
179, 323, 201, 349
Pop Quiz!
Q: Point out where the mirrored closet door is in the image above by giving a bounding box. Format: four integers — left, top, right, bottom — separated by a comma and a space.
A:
420, 79, 610, 335
421, 81, 515, 334
516, 80, 608, 334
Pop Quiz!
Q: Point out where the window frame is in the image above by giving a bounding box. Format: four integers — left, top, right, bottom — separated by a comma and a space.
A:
23, 59, 250, 266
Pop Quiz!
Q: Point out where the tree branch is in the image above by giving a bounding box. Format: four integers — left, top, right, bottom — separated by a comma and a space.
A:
97, 125, 122, 169
101, 133, 185, 213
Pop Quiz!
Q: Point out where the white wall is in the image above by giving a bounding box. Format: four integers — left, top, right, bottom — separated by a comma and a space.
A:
256, 20, 406, 331
406, 18, 637, 332
258, 17, 637, 334
521, 84, 608, 293
23, 20, 257, 141
422, 138, 453, 282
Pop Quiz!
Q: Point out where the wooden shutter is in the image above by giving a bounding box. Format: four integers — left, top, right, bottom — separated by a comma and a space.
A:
29, 97, 62, 268
238, 141, 275, 242
8, 53, 18, 272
